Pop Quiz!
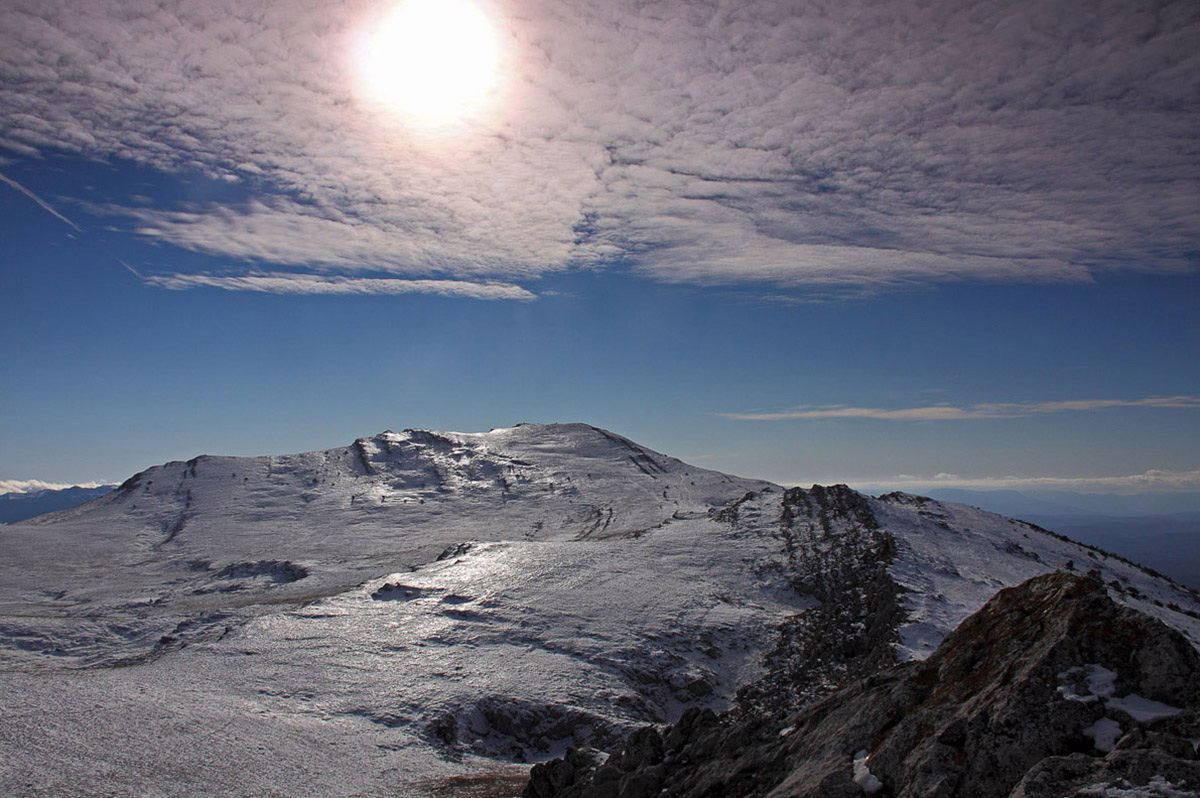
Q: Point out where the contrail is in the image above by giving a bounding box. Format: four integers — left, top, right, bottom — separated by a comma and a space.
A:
115, 258, 143, 278
0, 170, 83, 233
0, 170, 142, 282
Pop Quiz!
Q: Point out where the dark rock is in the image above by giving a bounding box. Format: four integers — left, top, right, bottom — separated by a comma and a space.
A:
523, 572, 1200, 798
615, 727, 663, 771
1011, 750, 1200, 797
428, 713, 457, 745
615, 771, 662, 798
214, 560, 307, 583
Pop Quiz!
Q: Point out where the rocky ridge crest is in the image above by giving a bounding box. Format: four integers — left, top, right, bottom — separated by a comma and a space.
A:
525, 572, 1200, 798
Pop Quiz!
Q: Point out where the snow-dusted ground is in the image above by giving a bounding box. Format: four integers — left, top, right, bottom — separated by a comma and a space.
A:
2, 424, 1198, 797
1, 425, 790, 796
872, 493, 1200, 660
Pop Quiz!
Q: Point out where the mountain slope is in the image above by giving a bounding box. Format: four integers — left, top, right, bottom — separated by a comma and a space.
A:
1, 425, 1198, 797
0, 423, 770, 667
527, 572, 1200, 798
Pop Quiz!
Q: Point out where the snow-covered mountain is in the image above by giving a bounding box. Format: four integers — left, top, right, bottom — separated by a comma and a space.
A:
1, 424, 1197, 797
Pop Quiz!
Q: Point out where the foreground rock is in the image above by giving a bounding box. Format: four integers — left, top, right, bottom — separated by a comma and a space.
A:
525, 572, 1200, 797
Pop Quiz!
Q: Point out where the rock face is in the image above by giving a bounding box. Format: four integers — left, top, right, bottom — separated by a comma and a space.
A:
525, 572, 1200, 798
735, 485, 905, 716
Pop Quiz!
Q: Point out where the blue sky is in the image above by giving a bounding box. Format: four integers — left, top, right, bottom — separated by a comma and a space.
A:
1, 0, 1198, 492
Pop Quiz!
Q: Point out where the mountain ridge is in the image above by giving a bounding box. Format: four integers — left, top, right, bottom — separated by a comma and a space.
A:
1, 424, 1198, 796
526, 571, 1200, 798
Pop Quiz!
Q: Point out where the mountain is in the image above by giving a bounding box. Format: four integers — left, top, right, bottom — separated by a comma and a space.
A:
919, 489, 1200, 590
527, 571, 1200, 798
923, 488, 1095, 517
1020, 515, 1200, 592
0, 484, 115, 524
923, 488, 1200, 518
1, 425, 1198, 797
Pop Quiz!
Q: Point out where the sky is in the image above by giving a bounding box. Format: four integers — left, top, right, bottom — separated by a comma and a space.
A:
1, 0, 1198, 494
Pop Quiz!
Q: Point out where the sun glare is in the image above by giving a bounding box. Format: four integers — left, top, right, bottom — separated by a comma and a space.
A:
359, 0, 500, 126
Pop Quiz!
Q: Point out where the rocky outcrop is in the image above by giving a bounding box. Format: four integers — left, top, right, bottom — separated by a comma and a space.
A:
525, 572, 1200, 798
739, 485, 904, 715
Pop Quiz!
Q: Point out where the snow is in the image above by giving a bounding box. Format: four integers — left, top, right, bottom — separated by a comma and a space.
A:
0, 425, 790, 795
1059, 664, 1118, 703
1086, 664, 1118, 698
1077, 777, 1200, 797
1058, 664, 1183, 726
1083, 717, 1123, 753
3, 426, 1200, 796
852, 751, 884, 794
871, 494, 1200, 662
1107, 694, 1184, 724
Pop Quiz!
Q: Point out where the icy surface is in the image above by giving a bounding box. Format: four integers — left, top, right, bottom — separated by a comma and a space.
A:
0, 425, 786, 795
2, 426, 1200, 796
852, 751, 884, 794
1083, 716, 1123, 753
1107, 694, 1184, 724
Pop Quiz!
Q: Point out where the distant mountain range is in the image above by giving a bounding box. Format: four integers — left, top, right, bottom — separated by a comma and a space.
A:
0, 483, 114, 524
1, 425, 1196, 797
923, 487, 1200, 518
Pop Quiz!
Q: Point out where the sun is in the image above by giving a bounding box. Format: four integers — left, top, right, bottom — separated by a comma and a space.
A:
359, 0, 500, 125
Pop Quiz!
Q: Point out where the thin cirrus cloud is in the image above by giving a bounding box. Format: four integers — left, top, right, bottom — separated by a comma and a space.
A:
0, 0, 1197, 294
724, 396, 1200, 421
144, 272, 537, 301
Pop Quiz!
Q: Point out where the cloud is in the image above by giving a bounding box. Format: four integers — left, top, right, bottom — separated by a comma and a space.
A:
0, 169, 82, 232
850, 469, 1200, 494
723, 396, 1200, 421
0, 0, 1197, 291
144, 271, 536, 300
0, 479, 115, 496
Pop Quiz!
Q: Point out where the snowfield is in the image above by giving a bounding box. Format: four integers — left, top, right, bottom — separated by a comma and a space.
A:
1, 424, 1197, 796
872, 493, 1200, 660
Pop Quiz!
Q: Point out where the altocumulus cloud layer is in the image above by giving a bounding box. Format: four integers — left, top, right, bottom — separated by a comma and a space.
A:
2, 0, 1198, 295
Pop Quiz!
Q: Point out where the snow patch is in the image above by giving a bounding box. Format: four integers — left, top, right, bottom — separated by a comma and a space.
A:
1107, 694, 1184, 724
852, 751, 884, 794
1058, 664, 1183, 725
1082, 717, 1123, 753
1058, 664, 1116, 703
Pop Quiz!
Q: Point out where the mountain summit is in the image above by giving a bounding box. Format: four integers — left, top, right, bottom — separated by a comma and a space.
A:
1, 425, 1197, 797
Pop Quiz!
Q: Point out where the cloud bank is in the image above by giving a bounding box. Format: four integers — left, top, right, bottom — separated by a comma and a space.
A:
851, 469, 1200, 494
724, 396, 1200, 421
1, 0, 1197, 292
0, 479, 115, 496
